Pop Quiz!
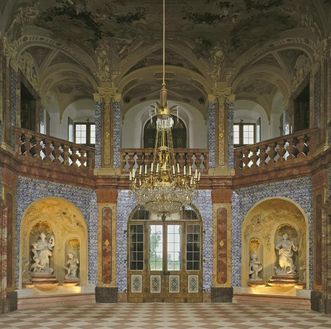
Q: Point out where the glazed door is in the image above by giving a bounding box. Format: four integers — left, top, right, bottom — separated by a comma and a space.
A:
146, 223, 183, 302
128, 220, 203, 302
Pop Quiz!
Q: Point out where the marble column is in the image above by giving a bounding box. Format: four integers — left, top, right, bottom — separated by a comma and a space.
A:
0, 199, 7, 313
211, 188, 233, 302
96, 189, 118, 302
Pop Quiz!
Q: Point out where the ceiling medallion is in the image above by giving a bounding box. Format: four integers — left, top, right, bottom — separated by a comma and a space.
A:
129, 0, 200, 214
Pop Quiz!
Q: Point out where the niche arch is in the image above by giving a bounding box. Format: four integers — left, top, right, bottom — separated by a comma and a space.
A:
241, 197, 309, 287
20, 197, 88, 288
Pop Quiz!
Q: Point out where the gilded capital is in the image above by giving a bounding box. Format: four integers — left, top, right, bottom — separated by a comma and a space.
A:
94, 87, 122, 105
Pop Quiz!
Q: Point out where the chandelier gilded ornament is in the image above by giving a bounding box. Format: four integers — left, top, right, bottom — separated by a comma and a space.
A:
129, 0, 201, 214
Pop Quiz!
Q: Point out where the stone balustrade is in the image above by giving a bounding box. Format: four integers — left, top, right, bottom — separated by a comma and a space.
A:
234, 128, 318, 172
15, 128, 95, 173
121, 148, 209, 174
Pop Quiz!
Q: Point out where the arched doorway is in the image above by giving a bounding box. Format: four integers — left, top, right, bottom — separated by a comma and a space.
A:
127, 205, 203, 302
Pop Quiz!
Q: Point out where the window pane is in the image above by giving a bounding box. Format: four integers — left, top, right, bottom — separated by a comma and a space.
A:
243, 124, 254, 144
75, 124, 87, 144
90, 124, 96, 145
186, 224, 200, 271
149, 225, 163, 271
167, 225, 181, 271
233, 124, 240, 145
130, 225, 144, 270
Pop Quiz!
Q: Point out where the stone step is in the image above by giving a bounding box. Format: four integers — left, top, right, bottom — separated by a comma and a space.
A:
17, 293, 95, 310
233, 293, 311, 310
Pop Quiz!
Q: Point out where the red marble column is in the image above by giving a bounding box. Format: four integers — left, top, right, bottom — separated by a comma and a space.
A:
102, 207, 112, 284
0, 199, 7, 309
217, 208, 227, 284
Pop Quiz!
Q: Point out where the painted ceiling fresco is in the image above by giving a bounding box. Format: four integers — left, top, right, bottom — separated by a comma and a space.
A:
0, 0, 328, 113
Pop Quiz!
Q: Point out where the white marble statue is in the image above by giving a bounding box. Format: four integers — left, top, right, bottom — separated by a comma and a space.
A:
249, 252, 263, 281
31, 232, 55, 274
64, 253, 79, 280
275, 233, 298, 275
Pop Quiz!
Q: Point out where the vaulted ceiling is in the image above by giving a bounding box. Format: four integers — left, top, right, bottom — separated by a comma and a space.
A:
1, 0, 329, 116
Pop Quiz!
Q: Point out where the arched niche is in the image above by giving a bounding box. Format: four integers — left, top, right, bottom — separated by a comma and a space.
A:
241, 198, 308, 287
20, 197, 88, 288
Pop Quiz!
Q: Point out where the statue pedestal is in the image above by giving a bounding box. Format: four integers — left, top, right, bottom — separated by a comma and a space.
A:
267, 274, 299, 287
63, 278, 80, 287
248, 280, 266, 287
30, 273, 59, 291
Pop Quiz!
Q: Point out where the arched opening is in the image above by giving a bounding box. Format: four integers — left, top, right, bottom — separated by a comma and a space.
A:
127, 205, 203, 302
241, 198, 309, 289
20, 197, 88, 289
143, 115, 187, 148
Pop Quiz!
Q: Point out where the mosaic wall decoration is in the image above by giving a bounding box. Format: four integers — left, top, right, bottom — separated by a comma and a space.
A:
217, 208, 227, 284
116, 190, 213, 293
314, 68, 321, 129
226, 102, 234, 168
16, 176, 98, 285
116, 191, 136, 293
102, 207, 112, 284
94, 101, 102, 168
112, 101, 121, 168
208, 101, 216, 168
231, 177, 313, 288
315, 194, 322, 286
0, 200, 7, 302
9, 68, 17, 148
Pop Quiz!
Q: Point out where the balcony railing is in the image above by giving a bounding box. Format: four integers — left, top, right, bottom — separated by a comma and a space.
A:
234, 128, 318, 173
121, 148, 209, 174
15, 128, 95, 173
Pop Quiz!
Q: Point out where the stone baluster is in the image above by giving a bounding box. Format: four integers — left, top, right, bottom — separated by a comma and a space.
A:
296, 135, 308, 158
250, 146, 259, 168
276, 139, 286, 162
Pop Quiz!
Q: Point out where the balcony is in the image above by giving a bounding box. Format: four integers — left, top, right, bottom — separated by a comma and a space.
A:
234, 128, 318, 182
10, 127, 320, 188
15, 128, 95, 178
120, 148, 209, 174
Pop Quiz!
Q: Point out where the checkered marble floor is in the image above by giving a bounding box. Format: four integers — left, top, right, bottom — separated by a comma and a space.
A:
0, 303, 331, 329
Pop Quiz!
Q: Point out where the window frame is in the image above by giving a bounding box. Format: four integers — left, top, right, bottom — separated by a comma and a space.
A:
233, 122, 256, 147
73, 122, 95, 146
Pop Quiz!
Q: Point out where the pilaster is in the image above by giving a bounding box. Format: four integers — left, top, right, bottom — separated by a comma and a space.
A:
208, 85, 235, 176
93, 87, 122, 176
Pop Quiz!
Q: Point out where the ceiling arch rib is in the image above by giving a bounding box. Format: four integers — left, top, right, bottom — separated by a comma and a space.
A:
119, 65, 211, 95
39, 63, 97, 93
119, 41, 210, 82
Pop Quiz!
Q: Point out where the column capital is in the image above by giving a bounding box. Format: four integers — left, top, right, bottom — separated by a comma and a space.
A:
3, 37, 18, 71
93, 87, 122, 104
209, 85, 235, 104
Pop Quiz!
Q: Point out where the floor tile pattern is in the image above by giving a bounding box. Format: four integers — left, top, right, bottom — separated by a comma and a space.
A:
1, 303, 331, 329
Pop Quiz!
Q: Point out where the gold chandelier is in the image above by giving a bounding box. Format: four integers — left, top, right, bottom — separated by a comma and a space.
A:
129, 0, 200, 214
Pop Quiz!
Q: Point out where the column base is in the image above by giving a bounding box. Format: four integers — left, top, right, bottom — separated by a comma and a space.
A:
211, 287, 233, 302
0, 291, 17, 313
311, 290, 322, 312
95, 287, 118, 303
